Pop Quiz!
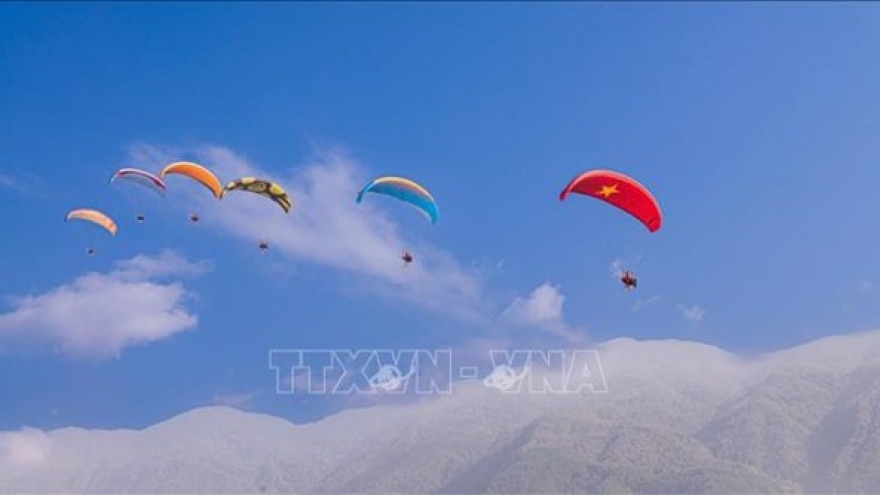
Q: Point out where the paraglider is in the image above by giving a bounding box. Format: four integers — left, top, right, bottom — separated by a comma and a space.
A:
221, 177, 292, 213
400, 250, 414, 267
560, 169, 660, 292
160, 161, 223, 224
620, 270, 637, 290
559, 169, 662, 232
358, 175, 438, 264
357, 175, 439, 224
109, 168, 166, 223
65, 208, 117, 256
221, 177, 291, 252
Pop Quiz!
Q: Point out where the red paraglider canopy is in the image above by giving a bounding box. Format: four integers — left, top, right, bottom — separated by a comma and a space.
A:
559, 169, 662, 232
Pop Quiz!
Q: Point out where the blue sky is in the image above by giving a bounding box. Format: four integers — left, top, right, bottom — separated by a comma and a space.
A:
3, 3, 880, 429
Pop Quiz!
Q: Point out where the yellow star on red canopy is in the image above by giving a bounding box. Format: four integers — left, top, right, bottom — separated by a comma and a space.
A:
596, 183, 620, 198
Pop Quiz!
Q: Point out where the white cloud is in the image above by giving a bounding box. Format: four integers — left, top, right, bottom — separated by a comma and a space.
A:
609, 256, 642, 278
0, 173, 43, 195
111, 250, 211, 281
0, 250, 206, 359
212, 392, 258, 410
678, 303, 706, 323
501, 283, 585, 344
502, 283, 564, 326
127, 144, 487, 321
610, 258, 625, 277
631, 295, 662, 312
470, 258, 506, 277
0, 175, 16, 190
0, 428, 52, 466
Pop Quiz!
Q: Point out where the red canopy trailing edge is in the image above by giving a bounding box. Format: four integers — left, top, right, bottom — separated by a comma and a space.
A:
559, 169, 662, 232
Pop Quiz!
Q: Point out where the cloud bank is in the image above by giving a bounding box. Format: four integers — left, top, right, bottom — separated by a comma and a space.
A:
0, 428, 52, 467
3, 329, 880, 492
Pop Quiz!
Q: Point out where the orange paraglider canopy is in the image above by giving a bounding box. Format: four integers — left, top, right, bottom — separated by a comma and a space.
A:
159, 161, 223, 199
559, 169, 662, 232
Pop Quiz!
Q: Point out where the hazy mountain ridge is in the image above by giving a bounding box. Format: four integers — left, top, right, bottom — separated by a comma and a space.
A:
2, 331, 880, 493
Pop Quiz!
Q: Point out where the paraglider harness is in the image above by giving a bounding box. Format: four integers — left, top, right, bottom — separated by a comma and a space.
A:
400, 250, 414, 266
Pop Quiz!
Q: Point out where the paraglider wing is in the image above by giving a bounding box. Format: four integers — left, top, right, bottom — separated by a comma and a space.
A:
356, 176, 439, 224
221, 177, 292, 213
159, 161, 223, 199
109, 168, 167, 197
559, 169, 662, 232
65, 209, 118, 236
